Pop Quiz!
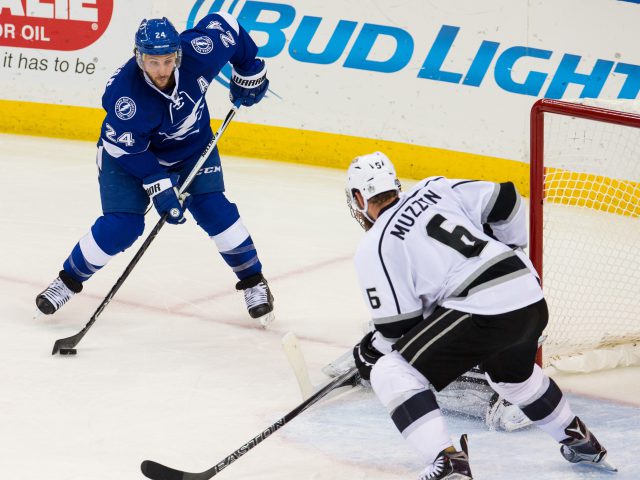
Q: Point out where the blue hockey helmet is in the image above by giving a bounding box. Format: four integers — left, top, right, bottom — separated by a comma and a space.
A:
134, 17, 182, 68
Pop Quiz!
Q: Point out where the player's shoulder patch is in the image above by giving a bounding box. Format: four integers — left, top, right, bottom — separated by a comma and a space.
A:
191, 35, 214, 54
114, 96, 137, 120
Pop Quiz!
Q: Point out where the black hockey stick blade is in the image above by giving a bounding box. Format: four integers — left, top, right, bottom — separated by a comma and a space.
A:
141, 367, 359, 480
51, 330, 85, 355
51, 215, 166, 356
141, 461, 191, 480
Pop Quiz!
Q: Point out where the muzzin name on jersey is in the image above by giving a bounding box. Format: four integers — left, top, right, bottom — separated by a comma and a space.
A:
355, 176, 544, 330
389, 188, 443, 240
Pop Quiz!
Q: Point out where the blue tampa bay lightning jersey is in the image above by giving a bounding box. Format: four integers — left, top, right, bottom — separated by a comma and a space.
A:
98, 12, 259, 179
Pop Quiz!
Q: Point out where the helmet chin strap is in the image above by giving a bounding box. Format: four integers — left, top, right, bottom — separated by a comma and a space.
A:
355, 196, 376, 224
346, 189, 376, 231
351, 191, 376, 225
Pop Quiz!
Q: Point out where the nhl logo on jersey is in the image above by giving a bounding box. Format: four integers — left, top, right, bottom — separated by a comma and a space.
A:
191, 36, 214, 55
114, 97, 137, 120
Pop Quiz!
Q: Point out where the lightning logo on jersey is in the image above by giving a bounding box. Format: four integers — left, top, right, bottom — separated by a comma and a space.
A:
160, 94, 206, 142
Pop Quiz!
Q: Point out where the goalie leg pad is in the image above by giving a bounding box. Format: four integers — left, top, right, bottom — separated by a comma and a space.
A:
371, 352, 452, 463
486, 364, 575, 442
436, 373, 532, 431
485, 393, 533, 431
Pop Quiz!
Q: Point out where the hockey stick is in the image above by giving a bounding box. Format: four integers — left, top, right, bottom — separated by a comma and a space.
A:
281, 332, 358, 399
51, 101, 242, 355
281, 332, 315, 399
140, 366, 360, 480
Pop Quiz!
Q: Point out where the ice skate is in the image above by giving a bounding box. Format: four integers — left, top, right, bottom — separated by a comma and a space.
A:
236, 273, 274, 326
418, 435, 472, 480
35, 270, 83, 315
560, 416, 617, 472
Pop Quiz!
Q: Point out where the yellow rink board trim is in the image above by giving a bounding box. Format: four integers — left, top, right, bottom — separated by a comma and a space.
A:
0, 99, 530, 191
545, 168, 640, 217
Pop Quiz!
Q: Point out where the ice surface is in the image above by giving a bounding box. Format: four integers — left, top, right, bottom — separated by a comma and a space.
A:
0, 133, 637, 479
287, 387, 638, 479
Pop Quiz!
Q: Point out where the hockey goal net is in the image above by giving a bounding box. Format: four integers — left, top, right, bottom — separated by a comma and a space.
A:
530, 99, 640, 372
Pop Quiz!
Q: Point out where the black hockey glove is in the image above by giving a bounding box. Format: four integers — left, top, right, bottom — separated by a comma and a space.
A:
353, 331, 384, 381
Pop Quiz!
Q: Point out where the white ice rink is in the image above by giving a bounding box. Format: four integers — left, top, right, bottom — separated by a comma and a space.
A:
1, 133, 638, 479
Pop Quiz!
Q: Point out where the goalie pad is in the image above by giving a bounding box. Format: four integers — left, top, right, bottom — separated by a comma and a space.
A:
434, 368, 532, 431
485, 393, 533, 432
322, 348, 359, 378
322, 353, 532, 432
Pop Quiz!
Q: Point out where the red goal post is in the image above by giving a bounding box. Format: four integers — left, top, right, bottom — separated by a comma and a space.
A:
529, 99, 640, 371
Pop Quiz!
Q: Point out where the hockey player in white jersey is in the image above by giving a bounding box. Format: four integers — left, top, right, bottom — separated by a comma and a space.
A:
346, 152, 614, 479
35, 15, 274, 325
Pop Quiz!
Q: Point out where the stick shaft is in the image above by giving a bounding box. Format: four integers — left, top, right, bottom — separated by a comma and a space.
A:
140, 367, 359, 480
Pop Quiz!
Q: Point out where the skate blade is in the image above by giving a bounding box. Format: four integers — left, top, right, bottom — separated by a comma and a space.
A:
575, 457, 618, 473
33, 308, 44, 320
257, 311, 275, 328
594, 459, 618, 473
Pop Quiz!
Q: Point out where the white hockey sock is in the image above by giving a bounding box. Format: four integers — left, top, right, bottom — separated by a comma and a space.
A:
64, 231, 112, 281
371, 352, 452, 462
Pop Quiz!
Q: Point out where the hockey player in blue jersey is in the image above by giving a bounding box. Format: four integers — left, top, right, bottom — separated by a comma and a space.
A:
35, 14, 274, 326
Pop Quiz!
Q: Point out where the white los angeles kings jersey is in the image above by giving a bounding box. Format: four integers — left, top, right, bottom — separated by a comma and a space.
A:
354, 176, 544, 341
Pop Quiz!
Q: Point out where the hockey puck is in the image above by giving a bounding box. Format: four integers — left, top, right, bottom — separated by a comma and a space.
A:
59, 348, 77, 355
